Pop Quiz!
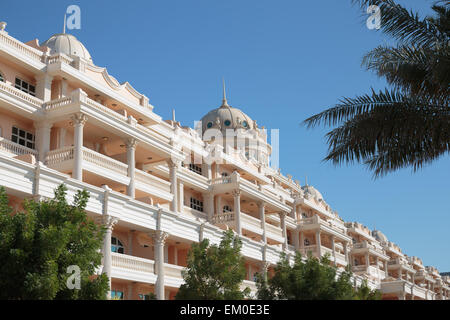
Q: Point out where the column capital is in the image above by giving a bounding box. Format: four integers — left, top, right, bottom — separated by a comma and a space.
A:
70, 113, 88, 126
124, 137, 138, 149
96, 214, 118, 230
167, 159, 181, 169
278, 211, 287, 218
231, 189, 241, 198
34, 120, 53, 130
150, 230, 169, 245
257, 201, 266, 209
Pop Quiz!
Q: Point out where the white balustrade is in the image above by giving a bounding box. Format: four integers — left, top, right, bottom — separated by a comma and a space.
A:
0, 31, 43, 62
0, 137, 38, 157
0, 81, 43, 107
111, 252, 154, 274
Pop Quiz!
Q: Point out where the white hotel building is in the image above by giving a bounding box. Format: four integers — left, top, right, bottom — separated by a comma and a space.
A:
0, 22, 448, 300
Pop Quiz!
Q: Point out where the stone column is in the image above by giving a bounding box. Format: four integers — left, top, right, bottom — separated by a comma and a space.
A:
71, 113, 87, 181
316, 230, 322, 258
125, 138, 137, 198
177, 181, 184, 212
258, 202, 267, 245
300, 232, 305, 253
204, 192, 214, 221
167, 160, 178, 212
34, 121, 53, 162
174, 247, 178, 265
331, 235, 336, 266
232, 190, 241, 235
100, 215, 118, 299
365, 253, 370, 268
35, 74, 53, 101
384, 261, 389, 277
344, 242, 349, 265
152, 230, 169, 300
290, 204, 297, 220
279, 212, 287, 250
293, 228, 300, 252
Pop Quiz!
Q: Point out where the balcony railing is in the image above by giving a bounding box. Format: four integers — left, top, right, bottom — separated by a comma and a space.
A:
0, 80, 43, 108
300, 215, 347, 234
164, 263, 184, 279
211, 212, 235, 224
45, 146, 128, 175
111, 252, 155, 274
0, 31, 44, 62
0, 137, 38, 157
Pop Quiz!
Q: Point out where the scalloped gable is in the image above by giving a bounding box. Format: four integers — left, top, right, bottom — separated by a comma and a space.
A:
84, 63, 146, 105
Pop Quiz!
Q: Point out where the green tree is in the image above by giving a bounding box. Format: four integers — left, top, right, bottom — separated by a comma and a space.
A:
0, 185, 109, 300
304, 0, 449, 177
175, 229, 250, 300
255, 252, 380, 300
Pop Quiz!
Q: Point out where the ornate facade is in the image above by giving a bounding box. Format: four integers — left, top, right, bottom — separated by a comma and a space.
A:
0, 22, 448, 300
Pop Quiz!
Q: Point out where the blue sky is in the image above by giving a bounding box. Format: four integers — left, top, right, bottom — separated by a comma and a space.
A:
2, 0, 449, 271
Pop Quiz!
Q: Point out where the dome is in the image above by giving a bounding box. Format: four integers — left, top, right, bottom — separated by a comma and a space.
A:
200, 82, 256, 135
201, 104, 256, 134
41, 33, 93, 64
372, 230, 388, 243
302, 185, 323, 201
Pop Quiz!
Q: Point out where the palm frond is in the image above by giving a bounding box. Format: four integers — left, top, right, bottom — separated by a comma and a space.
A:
352, 0, 447, 47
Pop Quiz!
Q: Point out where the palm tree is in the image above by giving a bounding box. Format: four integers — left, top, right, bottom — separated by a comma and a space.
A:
303, 0, 449, 177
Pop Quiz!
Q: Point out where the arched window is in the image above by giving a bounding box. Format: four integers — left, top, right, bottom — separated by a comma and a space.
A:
221, 172, 229, 177
223, 205, 232, 213
111, 236, 124, 254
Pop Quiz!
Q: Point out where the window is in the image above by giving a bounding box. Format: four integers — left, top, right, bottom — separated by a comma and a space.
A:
304, 239, 310, 246
11, 126, 35, 149
189, 163, 202, 175
223, 205, 232, 213
138, 294, 154, 300
111, 290, 124, 300
224, 119, 231, 126
190, 197, 203, 212
242, 120, 248, 128
111, 236, 124, 254
0, 72, 4, 82
207, 122, 213, 128
15, 78, 35, 96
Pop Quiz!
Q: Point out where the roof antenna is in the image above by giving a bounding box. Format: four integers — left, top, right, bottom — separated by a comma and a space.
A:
172, 109, 176, 122
63, 13, 67, 34
221, 78, 229, 107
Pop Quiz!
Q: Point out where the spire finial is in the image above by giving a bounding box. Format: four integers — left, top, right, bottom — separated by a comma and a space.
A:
305, 176, 308, 186
63, 14, 67, 34
221, 78, 229, 107
172, 109, 176, 122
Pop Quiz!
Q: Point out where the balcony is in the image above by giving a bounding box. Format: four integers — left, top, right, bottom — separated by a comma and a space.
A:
44, 91, 178, 161
300, 244, 347, 266
0, 137, 38, 158
352, 241, 388, 258
211, 172, 291, 212
299, 215, 347, 235
0, 30, 45, 69
111, 252, 156, 284
211, 211, 284, 243
0, 80, 43, 111
45, 146, 172, 201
